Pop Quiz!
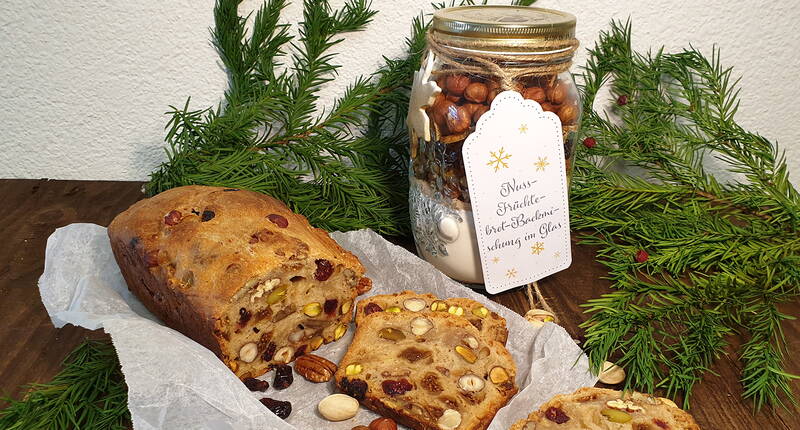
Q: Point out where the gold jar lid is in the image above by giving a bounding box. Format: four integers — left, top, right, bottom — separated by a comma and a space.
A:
432, 6, 576, 40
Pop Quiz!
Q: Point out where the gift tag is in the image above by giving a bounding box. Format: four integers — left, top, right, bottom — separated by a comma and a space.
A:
463, 91, 572, 293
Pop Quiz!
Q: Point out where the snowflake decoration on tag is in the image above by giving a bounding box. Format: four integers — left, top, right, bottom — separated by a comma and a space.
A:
407, 53, 442, 142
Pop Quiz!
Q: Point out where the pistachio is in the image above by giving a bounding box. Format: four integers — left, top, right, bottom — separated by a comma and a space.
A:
385, 306, 402, 313
379, 327, 406, 342
455, 345, 477, 363
303, 302, 322, 317
334, 323, 347, 340
341, 300, 353, 315
471, 306, 489, 318
437, 409, 462, 430
345, 363, 363, 376
239, 342, 258, 363
462, 336, 479, 349
525, 309, 555, 324
430, 300, 448, 311
489, 366, 509, 384
410, 317, 434, 336
309, 335, 324, 350
458, 373, 485, 392
601, 408, 632, 423
273, 346, 294, 364
266, 285, 288, 305
447, 305, 464, 316
598, 361, 626, 384
403, 298, 427, 312
318, 393, 359, 421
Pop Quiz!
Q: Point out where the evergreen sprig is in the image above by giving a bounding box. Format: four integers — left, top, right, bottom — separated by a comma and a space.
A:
0, 341, 129, 430
147, 0, 411, 234
573, 21, 800, 410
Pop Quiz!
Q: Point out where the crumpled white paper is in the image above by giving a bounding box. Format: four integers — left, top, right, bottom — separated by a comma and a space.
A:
38, 223, 597, 430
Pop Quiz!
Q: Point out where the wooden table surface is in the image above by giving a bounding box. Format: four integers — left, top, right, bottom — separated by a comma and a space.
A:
0, 178, 797, 429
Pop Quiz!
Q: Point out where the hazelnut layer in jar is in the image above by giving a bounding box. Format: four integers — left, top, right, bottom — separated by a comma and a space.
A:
408, 6, 580, 284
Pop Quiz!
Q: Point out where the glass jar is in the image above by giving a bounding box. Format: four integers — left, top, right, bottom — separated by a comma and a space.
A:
408, 6, 580, 284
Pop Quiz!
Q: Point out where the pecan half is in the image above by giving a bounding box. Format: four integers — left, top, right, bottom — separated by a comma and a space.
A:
294, 354, 337, 383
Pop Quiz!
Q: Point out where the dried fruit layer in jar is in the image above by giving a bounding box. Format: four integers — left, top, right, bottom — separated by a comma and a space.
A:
354, 290, 508, 345
508, 387, 701, 430
413, 72, 581, 204
107, 185, 372, 380
335, 311, 518, 430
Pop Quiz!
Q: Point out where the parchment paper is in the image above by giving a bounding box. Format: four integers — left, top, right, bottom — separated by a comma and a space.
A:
38, 224, 596, 430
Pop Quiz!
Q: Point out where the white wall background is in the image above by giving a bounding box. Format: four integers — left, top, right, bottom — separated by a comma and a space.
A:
1, 0, 798, 185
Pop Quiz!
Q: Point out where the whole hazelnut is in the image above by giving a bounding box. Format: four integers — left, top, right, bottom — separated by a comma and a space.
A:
464, 82, 488, 103
369, 417, 398, 430
444, 104, 470, 134
522, 86, 546, 103
445, 74, 471, 97
472, 105, 490, 123
557, 103, 579, 125
547, 80, 568, 104
487, 88, 499, 105
540, 102, 559, 113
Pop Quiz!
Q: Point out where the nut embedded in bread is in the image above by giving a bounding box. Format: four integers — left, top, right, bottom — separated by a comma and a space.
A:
107, 185, 371, 379
509, 387, 701, 429
336, 310, 518, 430
354, 290, 509, 345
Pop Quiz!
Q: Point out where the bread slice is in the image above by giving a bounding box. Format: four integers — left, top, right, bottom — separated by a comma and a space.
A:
335, 311, 518, 430
509, 387, 701, 430
107, 185, 372, 379
354, 290, 508, 345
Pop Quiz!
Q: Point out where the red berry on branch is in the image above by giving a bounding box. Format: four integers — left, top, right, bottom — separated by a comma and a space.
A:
583, 137, 597, 148
635, 249, 649, 263
617, 95, 629, 106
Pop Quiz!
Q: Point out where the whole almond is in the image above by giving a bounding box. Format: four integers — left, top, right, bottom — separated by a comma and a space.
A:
369, 417, 398, 430
294, 353, 337, 383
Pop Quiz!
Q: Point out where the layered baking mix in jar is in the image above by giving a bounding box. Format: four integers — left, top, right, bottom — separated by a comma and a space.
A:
408, 6, 580, 284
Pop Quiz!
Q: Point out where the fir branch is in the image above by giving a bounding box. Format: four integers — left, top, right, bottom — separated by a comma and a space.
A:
575, 20, 800, 409
0, 341, 129, 430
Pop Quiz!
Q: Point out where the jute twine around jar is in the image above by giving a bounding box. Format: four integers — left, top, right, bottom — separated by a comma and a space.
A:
426, 32, 579, 92
525, 281, 559, 324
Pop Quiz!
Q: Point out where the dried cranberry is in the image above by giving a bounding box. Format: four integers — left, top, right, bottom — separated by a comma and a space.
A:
293, 345, 307, 359
261, 342, 276, 361
243, 377, 269, 392
272, 364, 293, 390
617, 94, 628, 106
382, 378, 413, 396
653, 418, 669, 429
314, 259, 334, 281
635, 249, 649, 263
238, 308, 251, 325
341, 378, 368, 400
583, 137, 597, 149
267, 213, 289, 228
544, 406, 570, 424
323, 299, 338, 316
201, 210, 215, 222
164, 210, 182, 226
364, 303, 383, 315
259, 397, 292, 419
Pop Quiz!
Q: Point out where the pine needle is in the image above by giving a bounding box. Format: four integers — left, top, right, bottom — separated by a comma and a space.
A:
574, 20, 799, 410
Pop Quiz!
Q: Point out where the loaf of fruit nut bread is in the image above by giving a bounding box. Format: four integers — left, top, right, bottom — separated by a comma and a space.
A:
335, 311, 518, 430
355, 290, 509, 345
509, 387, 700, 430
107, 185, 371, 379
